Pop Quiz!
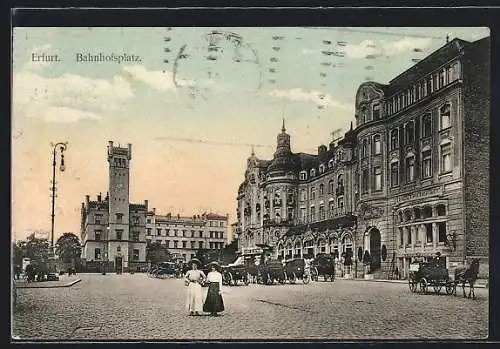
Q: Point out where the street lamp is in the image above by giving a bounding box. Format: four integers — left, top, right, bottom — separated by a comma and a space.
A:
50, 142, 68, 252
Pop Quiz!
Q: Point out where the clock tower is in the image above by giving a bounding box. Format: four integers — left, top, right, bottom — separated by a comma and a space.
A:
107, 141, 132, 272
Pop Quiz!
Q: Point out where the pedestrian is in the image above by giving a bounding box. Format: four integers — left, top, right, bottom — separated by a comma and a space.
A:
203, 261, 225, 317
184, 258, 206, 316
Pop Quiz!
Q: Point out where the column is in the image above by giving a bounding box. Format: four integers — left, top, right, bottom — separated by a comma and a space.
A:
420, 224, 426, 252
432, 222, 438, 248
402, 226, 408, 250
410, 225, 416, 250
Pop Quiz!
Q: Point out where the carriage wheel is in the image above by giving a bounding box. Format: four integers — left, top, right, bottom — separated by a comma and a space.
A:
303, 273, 310, 284
445, 282, 455, 295
433, 284, 442, 294
409, 280, 417, 293
419, 278, 428, 294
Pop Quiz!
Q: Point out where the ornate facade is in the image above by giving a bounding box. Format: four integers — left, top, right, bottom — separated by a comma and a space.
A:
236, 36, 490, 279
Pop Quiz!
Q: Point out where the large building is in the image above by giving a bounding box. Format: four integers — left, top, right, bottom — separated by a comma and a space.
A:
80, 141, 228, 271
236, 36, 490, 279
145, 211, 228, 263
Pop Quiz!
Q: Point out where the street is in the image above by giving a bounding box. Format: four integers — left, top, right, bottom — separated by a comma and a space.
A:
12, 273, 488, 340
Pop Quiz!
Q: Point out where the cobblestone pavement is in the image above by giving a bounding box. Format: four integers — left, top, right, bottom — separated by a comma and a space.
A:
12, 273, 488, 340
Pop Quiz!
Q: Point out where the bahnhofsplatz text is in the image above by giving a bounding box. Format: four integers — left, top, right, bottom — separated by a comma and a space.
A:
76, 52, 142, 64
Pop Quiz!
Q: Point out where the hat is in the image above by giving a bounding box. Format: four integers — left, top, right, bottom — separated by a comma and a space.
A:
190, 258, 202, 266
207, 261, 221, 271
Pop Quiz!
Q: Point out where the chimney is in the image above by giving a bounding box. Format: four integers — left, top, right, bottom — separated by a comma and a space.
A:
153, 207, 156, 214
128, 143, 132, 160
108, 141, 113, 154
318, 145, 327, 155
97, 192, 102, 202
144, 199, 148, 210
85, 195, 90, 205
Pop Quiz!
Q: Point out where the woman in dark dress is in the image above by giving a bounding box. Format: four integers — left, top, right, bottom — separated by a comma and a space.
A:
203, 262, 224, 316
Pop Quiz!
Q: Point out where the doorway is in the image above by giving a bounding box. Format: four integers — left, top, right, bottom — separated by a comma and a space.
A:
115, 257, 123, 274
369, 228, 381, 271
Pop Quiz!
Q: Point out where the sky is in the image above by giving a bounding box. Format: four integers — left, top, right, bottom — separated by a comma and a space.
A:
11, 26, 490, 242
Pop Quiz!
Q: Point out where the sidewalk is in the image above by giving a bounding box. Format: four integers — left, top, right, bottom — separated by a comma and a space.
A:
14, 276, 81, 289
344, 277, 489, 288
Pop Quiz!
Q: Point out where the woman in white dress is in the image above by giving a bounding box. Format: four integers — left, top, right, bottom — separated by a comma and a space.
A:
184, 258, 206, 316
203, 261, 225, 316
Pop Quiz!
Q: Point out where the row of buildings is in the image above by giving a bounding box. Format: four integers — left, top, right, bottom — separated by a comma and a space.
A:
80, 141, 228, 272
235, 36, 490, 279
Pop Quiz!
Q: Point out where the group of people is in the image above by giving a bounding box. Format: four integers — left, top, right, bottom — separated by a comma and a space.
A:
184, 258, 225, 317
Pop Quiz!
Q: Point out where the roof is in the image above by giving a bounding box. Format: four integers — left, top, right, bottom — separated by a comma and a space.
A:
385, 38, 470, 96
129, 203, 147, 211
204, 213, 228, 221
87, 200, 108, 209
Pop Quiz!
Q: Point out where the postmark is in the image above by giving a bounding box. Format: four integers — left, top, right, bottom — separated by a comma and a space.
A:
170, 30, 262, 102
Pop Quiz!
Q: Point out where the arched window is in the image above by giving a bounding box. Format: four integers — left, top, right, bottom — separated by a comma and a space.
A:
299, 171, 307, 180
310, 168, 316, 177
440, 141, 452, 173
362, 139, 368, 158
440, 103, 451, 130
329, 179, 334, 193
422, 113, 432, 138
328, 159, 334, 168
390, 128, 399, 150
319, 164, 325, 174
405, 121, 415, 144
319, 183, 324, 196
373, 104, 381, 120
373, 134, 381, 155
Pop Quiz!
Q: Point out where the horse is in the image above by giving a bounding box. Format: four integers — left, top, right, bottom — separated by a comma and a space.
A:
454, 258, 480, 299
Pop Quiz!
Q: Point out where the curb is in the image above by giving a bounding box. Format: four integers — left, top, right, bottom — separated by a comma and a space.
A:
344, 278, 488, 289
16, 279, 82, 289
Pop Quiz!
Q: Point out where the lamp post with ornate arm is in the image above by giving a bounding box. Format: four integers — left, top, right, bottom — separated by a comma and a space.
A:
50, 142, 67, 251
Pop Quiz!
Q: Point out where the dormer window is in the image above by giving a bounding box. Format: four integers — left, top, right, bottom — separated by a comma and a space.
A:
299, 171, 307, 180
373, 104, 381, 120
439, 103, 451, 130
310, 169, 316, 177
328, 159, 334, 168
319, 164, 325, 174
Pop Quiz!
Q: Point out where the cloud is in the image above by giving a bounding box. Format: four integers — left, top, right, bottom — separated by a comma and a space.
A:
13, 61, 135, 123
269, 88, 353, 111
301, 37, 434, 59
122, 65, 176, 91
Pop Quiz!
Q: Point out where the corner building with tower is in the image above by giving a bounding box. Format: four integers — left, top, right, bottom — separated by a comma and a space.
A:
235, 36, 489, 280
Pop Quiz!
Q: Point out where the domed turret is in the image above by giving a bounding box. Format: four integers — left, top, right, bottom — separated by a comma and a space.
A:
267, 119, 296, 173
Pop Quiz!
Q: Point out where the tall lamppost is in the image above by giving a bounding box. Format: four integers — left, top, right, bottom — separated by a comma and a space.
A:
50, 142, 67, 252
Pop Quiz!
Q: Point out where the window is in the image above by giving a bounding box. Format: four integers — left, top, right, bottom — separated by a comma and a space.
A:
446, 65, 453, 83
362, 169, 369, 193
373, 104, 381, 120
199, 231, 203, 238
425, 77, 432, 96
373, 134, 381, 155
441, 143, 452, 173
319, 164, 325, 174
310, 169, 316, 177
198, 241, 203, 249
95, 230, 102, 241
117, 246, 121, 253
191, 230, 195, 238
174, 241, 178, 248
220, 222, 224, 227
329, 180, 334, 193
422, 113, 432, 138
390, 129, 399, 150
438, 222, 447, 243
426, 224, 433, 243
210, 231, 213, 238
440, 103, 451, 130
132, 249, 139, 261
406, 156, 415, 182
439, 70, 446, 88
94, 248, 101, 260
328, 159, 334, 168
310, 187, 316, 200
116, 213, 123, 223
329, 201, 335, 216
182, 241, 187, 248
432, 74, 438, 92
390, 161, 399, 187
209, 242, 214, 249
131, 232, 140, 242
337, 197, 344, 210
299, 171, 307, 180
407, 229, 412, 245
310, 206, 316, 222
374, 167, 382, 191
399, 228, 404, 247
405, 121, 414, 144
116, 230, 123, 240
182, 230, 186, 237
95, 214, 102, 225
174, 230, 178, 237
133, 216, 140, 225
319, 184, 324, 196
362, 139, 368, 158
156, 228, 161, 236
319, 205, 325, 220
147, 228, 152, 235
147, 218, 151, 224
300, 208, 307, 222
437, 204, 446, 216
361, 106, 367, 123
422, 150, 432, 179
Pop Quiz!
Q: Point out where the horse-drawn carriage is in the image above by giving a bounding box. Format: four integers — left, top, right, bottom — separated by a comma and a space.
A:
284, 258, 311, 284
408, 258, 480, 299
408, 261, 454, 295
311, 253, 335, 282
222, 264, 250, 286
148, 262, 179, 279
258, 260, 287, 285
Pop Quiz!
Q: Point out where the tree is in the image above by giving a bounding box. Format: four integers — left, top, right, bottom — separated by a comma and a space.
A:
25, 237, 50, 263
55, 233, 82, 267
13, 241, 25, 266
146, 241, 171, 264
